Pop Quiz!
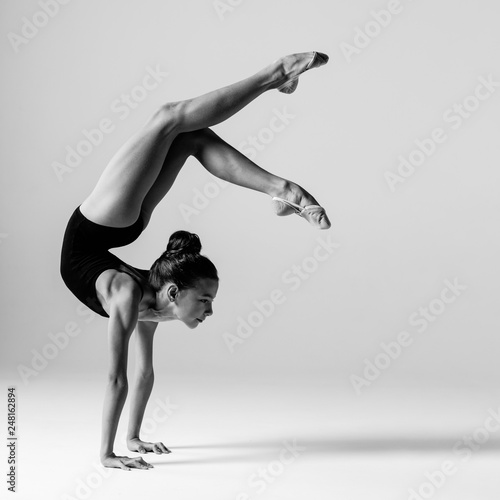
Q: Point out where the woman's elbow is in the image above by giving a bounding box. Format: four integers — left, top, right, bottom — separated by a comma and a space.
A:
107, 373, 128, 388
137, 369, 154, 382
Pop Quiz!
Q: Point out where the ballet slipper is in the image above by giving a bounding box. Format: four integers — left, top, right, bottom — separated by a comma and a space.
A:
272, 196, 331, 230
277, 51, 329, 94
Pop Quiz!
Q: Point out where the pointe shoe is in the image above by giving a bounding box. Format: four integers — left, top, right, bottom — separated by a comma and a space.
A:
272, 196, 331, 229
277, 51, 329, 94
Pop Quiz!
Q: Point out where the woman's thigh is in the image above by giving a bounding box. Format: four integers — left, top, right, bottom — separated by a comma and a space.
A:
139, 131, 205, 226
80, 105, 180, 227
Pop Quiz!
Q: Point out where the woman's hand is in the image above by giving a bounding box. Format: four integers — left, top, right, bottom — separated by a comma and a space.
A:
127, 437, 171, 455
101, 452, 154, 471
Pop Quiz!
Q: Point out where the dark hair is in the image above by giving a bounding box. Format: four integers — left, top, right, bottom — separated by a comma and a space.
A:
148, 230, 218, 292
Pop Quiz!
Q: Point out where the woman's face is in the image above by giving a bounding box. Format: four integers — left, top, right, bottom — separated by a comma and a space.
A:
173, 278, 219, 329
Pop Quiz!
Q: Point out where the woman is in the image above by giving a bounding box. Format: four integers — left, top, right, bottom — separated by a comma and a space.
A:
60, 51, 331, 471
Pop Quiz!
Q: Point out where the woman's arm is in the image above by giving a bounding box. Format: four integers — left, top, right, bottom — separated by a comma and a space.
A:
99, 276, 152, 470
126, 320, 171, 455
127, 320, 156, 442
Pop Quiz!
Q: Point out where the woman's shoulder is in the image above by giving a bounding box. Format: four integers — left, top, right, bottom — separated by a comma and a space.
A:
96, 268, 143, 306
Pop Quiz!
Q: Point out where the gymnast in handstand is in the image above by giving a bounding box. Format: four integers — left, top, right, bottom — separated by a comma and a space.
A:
60, 51, 330, 470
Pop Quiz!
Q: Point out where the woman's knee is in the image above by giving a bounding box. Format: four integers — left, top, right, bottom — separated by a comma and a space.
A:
151, 101, 185, 134
172, 128, 213, 156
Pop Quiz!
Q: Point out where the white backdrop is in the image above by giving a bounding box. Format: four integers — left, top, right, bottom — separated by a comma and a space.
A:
1, 0, 500, 395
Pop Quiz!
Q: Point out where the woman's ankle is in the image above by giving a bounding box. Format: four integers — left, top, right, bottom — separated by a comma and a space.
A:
271, 180, 318, 207
269, 178, 291, 198
260, 59, 286, 91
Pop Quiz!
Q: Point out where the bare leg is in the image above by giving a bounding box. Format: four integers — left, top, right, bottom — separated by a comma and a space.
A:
80, 52, 328, 227
141, 128, 330, 229
193, 129, 322, 207
193, 129, 330, 228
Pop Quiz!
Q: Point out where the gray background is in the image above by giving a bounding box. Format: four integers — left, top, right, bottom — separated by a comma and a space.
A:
1, 0, 500, 393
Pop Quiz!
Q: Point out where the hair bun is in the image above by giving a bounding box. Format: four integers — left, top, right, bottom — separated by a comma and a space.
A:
166, 230, 202, 257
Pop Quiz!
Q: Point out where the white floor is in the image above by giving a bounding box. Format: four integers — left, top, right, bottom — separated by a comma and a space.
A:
7, 372, 500, 500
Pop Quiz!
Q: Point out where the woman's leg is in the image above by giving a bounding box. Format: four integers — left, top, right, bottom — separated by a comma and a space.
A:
140, 128, 330, 229
80, 52, 328, 227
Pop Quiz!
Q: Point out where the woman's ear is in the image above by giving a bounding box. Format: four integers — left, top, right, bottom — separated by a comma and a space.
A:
167, 284, 178, 302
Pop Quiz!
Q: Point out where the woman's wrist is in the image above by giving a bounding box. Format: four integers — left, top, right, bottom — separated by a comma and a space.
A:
100, 450, 115, 461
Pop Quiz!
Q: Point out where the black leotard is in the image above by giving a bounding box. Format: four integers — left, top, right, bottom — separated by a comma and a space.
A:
60, 206, 149, 318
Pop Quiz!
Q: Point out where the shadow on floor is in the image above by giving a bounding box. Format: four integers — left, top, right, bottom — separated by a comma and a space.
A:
152, 435, 500, 466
